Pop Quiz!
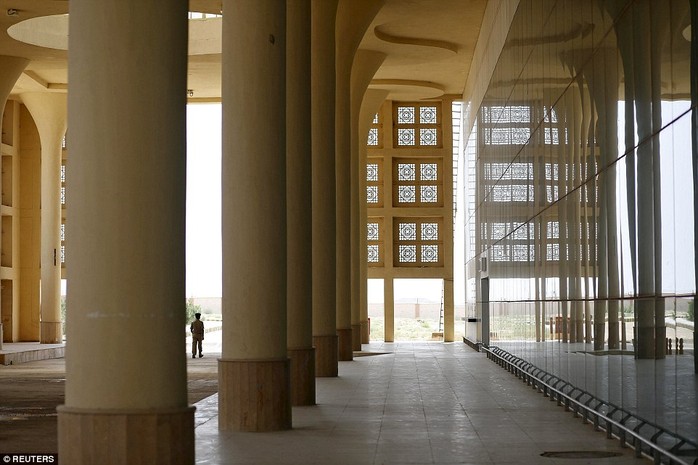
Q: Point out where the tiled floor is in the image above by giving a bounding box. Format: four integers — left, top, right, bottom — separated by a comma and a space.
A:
194, 342, 650, 465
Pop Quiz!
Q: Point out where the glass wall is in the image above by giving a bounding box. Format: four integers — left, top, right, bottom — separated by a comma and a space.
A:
464, 0, 696, 448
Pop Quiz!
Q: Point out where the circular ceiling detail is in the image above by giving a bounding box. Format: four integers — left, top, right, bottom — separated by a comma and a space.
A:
374, 23, 458, 63
370, 79, 445, 100
7, 13, 221, 55
8, 14, 69, 51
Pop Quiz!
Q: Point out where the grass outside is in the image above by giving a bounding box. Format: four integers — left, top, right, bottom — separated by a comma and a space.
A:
369, 317, 465, 341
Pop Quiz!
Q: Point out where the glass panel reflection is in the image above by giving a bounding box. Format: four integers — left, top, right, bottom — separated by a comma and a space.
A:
463, 0, 696, 452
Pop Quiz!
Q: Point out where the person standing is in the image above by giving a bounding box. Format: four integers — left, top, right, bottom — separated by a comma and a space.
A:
190, 313, 204, 358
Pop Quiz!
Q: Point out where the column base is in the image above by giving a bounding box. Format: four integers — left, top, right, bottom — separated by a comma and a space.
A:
608, 321, 620, 350
351, 324, 361, 351
360, 319, 370, 344
593, 323, 605, 350
218, 358, 291, 431
40, 321, 62, 344
313, 334, 338, 377
57, 405, 194, 465
574, 318, 585, 344
288, 347, 315, 406
337, 327, 353, 361
636, 327, 656, 359
654, 325, 666, 359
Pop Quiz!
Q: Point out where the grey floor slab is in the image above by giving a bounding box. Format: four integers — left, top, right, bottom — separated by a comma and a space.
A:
194, 342, 650, 465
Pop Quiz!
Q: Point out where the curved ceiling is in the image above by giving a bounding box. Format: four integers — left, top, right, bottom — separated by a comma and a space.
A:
1, 0, 488, 102
360, 0, 488, 101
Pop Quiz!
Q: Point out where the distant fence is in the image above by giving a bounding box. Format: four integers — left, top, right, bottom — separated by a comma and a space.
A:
185, 323, 222, 338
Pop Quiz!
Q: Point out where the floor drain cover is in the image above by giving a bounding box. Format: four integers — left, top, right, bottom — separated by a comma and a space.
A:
541, 451, 623, 459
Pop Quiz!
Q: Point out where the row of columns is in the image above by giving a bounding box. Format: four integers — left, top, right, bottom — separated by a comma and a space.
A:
22, 93, 67, 344
0, 56, 28, 346
483, 17, 673, 358
44, 0, 386, 462
0, 1, 393, 460
0, 55, 66, 346
335, 0, 384, 361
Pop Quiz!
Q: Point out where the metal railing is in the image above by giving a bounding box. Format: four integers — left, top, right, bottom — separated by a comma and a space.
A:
481, 345, 698, 465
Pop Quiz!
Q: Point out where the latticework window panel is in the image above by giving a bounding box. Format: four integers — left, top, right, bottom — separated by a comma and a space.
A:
393, 102, 442, 148
366, 112, 383, 148
393, 217, 443, 267
392, 158, 443, 207
367, 217, 384, 267
366, 158, 384, 207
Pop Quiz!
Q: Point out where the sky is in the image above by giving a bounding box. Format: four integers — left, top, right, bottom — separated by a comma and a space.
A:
186, 104, 222, 297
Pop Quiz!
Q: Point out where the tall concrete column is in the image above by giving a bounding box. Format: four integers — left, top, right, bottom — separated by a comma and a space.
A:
286, 0, 315, 406
57, 1, 192, 463
577, 76, 588, 344
564, 88, 585, 343
335, 23, 353, 361
606, 1, 639, 305
335, 0, 383, 360
555, 93, 569, 343
587, 49, 621, 351
634, 2, 669, 359
21, 93, 66, 344
357, 89, 388, 345
444, 278, 455, 341
384, 277, 394, 342
312, 0, 339, 377
571, 49, 619, 351
608, 0, 671, 359
562, 56, 598, 346
219, 0, 290, 431
351, 51, 386, 350
335, 66, 353, 361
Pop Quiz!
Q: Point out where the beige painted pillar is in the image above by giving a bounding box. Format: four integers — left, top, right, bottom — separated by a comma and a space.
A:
358, 88, 388, 344
57, 1, 192, 463
21, 93, 66, 344
287, 0, 315, 406
312, 0, 339, 377
219, 0, 290, 432
334, 0, 383, 361
444, 278, 455, 342
384, 277, 394, 342
351, 52, 386, 349
442, 100, 455, 343
335, 61, 353, 361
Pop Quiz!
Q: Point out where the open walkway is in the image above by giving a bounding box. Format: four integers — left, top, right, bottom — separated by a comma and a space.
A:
194, 341, 648, 465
